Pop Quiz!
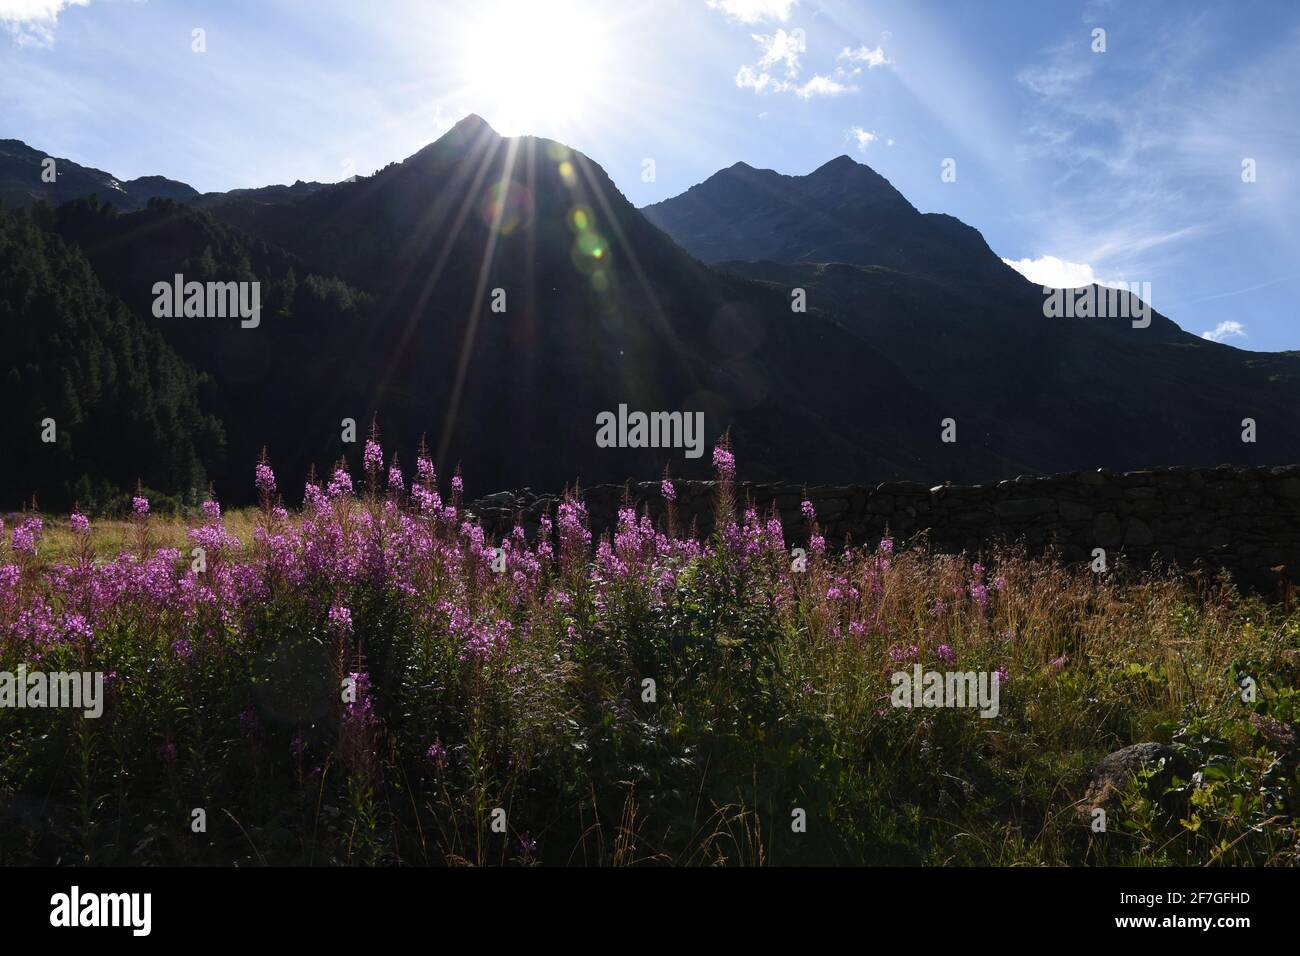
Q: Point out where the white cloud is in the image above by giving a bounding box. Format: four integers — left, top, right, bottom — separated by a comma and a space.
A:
733, 30, 855, 99
735, 63, 772, 93
792, 74, 852, 99
1201, 320, 1247, 343
1000, 255, 1129, 289
706, 0, 797, 24
839, 45, 891, 69
754, 27, 804, 77
846, 126, 876, 151
0, 0, 89, 46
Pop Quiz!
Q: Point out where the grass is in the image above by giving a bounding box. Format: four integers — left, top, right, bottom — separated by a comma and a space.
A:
1, 469, 1297, 866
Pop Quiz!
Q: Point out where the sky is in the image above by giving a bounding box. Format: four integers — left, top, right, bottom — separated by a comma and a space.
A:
3, 0, 1299, 350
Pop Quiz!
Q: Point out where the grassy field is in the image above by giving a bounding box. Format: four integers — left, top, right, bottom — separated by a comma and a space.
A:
2, 451, 1298, 866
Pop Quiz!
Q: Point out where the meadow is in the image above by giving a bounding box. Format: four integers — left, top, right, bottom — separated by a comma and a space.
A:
1, 441, 1297, 866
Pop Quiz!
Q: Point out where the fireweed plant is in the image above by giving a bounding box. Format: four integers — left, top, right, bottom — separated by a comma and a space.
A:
1, 438, 1297, 866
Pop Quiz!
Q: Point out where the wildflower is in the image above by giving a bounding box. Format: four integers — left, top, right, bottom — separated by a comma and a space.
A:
328, 605, 353, 636
132, 495, 149, 516
70, 512, 89, 535
201, 499, 222, 523
801, 500, 816, 523
936, 643, 956, 666
172, 638, 194, 659
344, 671, 375, 724
661, 478, 676, 502
426, 739, 448, 770
879, 536, 894, 556
11, 517, 41, 555
255, 462, 277, 497
712, 444, 736, 480
327, 467, 353, 499
994, 575, 1007, 592
996, 664, 1010, 687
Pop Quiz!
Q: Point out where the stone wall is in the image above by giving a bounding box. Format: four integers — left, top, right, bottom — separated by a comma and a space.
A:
467, 464, 1300, 591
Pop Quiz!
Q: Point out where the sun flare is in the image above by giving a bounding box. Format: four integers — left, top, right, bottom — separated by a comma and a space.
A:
457, 0, 617, 137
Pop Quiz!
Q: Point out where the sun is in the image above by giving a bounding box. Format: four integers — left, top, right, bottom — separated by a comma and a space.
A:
457, 0, 616, 137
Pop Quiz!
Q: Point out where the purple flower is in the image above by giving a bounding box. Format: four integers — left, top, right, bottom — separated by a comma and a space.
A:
426, 739, 448, 770
255, 463, 277, 497
201, 499, 222, 522
712, 444, 736, 480
995, 665, 1010, 687
171, 638, 194, 659
801, 500, 816, 523
327, 468, 353, 499
132, 495, 149, 516
10, 517, 41, 555
936, 643, 956, 666
661, 478, 676, 502
70, 512, 89, 535
328, 605, 353, 636
363, 439, 383, 474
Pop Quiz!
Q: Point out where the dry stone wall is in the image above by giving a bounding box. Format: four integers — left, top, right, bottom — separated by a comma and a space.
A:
467, 464, 1300, 590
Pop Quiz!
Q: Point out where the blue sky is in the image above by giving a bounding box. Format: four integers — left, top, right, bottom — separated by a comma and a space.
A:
3, 0, 1298, 349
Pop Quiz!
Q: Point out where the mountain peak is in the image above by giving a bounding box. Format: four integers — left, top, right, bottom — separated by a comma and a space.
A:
811, 154, 863, 176
451, 113, 496, 135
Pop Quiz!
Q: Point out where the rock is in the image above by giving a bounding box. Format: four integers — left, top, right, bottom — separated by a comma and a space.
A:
1123, 517, 1154, 547
1079, 743, 1183, 814
1059, 500, 1092, 522
1092, 512, 1122, 547
993, 498, 1057, 519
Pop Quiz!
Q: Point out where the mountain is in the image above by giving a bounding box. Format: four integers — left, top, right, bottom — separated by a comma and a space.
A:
643, 155, 1300, 476
191, 115, 1009, 496
642, 155, 1012, 283
0, 139, 199, 211
0, 206, 225, 510
5, 122, 1300, 510
6, 117, 1009, 506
